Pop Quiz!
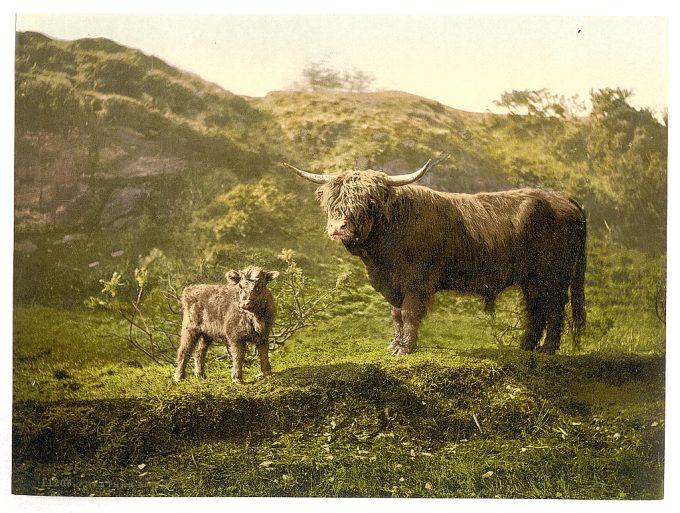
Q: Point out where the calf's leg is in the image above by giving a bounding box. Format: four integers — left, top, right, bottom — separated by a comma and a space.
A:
256, 342, 272, 377
193, 335, 212, 379
228, 339, 246, 384
174, 324, 199, 381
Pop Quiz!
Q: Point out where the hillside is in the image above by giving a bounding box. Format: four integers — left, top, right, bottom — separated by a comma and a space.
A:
252, 90, 510, 192
15, 31, 667, 308
15, 31, 272, 225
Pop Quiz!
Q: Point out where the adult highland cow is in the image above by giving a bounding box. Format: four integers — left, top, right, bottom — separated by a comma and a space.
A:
283, 158, 586, 355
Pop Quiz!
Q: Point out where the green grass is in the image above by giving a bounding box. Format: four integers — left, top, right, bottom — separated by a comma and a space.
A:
13, 297, 665, 498
12, 237, 666, 498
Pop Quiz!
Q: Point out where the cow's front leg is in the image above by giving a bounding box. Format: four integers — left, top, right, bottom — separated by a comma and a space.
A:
388, 305, 404, 352
391, 293, 430, 356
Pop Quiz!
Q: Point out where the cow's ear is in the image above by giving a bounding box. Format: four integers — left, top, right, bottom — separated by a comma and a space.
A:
226, 270, 241, 283
264, 271, 280, 283
314, 187, 324, 203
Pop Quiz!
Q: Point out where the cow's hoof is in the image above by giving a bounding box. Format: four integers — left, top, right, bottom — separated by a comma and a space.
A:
390, 345, 413, 356
255, 372, 272, 380
387, 338, 401, 351
172, 374, 184, 382
538, 346, 557, 355
232, 378, 245, 385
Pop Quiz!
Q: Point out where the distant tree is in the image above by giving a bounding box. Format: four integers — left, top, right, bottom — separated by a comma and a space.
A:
586, 88, 667, 248
494, 89, 586, 120
299, 58, 343, 91
292, 58, 376, 93
494, 87, 667, 250
342, 68, 375, 93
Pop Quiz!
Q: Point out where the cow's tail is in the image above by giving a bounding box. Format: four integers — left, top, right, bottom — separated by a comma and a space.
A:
569, 198, 587, 348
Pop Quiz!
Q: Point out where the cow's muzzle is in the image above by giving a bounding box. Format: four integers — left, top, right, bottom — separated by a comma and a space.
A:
327, 220, 351, 241
239, 301, 255, 311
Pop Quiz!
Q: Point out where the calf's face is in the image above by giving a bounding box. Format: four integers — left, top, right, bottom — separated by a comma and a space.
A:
227, 266, 279, 311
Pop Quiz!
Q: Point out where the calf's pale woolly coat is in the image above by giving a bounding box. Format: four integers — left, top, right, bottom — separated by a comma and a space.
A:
173, 266, 278, 384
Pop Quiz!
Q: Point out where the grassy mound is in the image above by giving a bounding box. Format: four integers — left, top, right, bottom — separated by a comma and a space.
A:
13, 345, 664, 498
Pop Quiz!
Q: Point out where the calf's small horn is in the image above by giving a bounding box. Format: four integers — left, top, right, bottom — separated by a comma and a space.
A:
281, 162, 332, 184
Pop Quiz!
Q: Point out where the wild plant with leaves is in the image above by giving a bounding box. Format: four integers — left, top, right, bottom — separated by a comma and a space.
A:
269, 248, 347, 350
86, 248, 346, 366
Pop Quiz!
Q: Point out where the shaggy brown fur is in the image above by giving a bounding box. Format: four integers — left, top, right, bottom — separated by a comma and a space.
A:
173, 266, 279, 383
307, 169, 586, 355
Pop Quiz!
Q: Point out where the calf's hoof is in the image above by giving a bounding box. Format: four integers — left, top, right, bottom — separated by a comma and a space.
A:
232, 378, 245, 385
538, 345, 557, 355
172, 373, 184, 382
255, 371, 272, 380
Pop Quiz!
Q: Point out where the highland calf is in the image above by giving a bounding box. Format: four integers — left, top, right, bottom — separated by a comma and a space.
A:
173, 266, 279, 384
283, 159, 586, 356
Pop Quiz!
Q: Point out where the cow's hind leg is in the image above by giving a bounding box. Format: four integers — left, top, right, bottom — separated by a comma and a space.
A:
173, 324, 199, 381
388, 306, 404, 352
392, 293, 430, 356
540, 284, 569, 354
521, 287, 546, 351
193, 335, 212, 379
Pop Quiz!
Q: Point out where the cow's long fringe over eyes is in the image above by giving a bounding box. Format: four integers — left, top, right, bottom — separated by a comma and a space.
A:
316, 171, 391, 226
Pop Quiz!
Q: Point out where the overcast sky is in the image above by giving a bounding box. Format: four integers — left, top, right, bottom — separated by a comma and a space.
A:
15, 13, 668, 115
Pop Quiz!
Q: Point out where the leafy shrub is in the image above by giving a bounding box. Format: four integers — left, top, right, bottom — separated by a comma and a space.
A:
16, 74, 83, 130
90, 56, 146, 98
142, 72, 205, 115
208, 179, 297, 240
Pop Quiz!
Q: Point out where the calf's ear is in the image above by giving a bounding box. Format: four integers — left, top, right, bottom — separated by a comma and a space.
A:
265, 271, 280, 283
226, 270, 241, 283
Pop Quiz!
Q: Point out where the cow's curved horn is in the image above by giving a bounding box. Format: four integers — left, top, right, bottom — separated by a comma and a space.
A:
383, 154, 449, 186
383, 160, 433, 186
281, 162, 332, 184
